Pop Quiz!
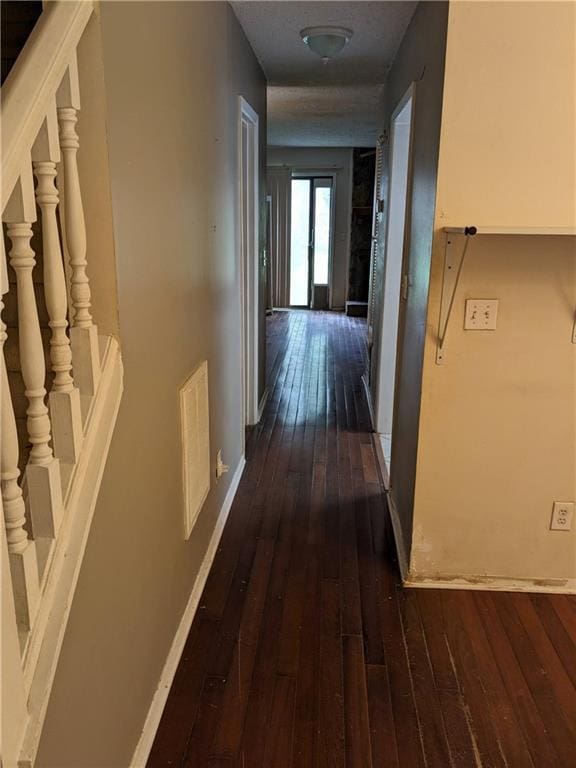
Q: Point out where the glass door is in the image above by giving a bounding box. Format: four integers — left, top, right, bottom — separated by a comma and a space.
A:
289, 177, 333, 308
311, 178, 332, 309
289, 179, 312, 306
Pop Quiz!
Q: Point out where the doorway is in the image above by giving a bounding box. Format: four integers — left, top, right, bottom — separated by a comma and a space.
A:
374, 85, 414, 470
239, 96, 259, 431
289, 176, 334, 309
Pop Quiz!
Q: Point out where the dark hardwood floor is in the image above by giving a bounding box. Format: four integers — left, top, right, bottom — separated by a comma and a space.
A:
148, 310, 576, 767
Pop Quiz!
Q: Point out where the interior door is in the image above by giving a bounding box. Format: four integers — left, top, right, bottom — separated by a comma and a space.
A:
310, 177, 333, 309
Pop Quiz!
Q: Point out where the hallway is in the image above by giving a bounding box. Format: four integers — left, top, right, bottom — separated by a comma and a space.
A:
148, 311, 575, 768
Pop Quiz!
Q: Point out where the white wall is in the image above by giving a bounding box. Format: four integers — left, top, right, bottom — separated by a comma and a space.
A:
35, 3, 267, 765
268, 146, 353, 309
435, 0, 576, 229
415, 235, 576, 587
411, 0, 576, 589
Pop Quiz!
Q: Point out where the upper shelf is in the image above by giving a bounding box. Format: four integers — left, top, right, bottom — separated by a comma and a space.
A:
443, 226, 576, 236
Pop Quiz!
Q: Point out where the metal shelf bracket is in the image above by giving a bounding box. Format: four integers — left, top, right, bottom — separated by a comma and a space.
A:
436, 227, 477, 364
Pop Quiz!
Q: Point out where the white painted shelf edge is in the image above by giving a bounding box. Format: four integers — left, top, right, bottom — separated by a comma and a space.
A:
443, 226, 576, 236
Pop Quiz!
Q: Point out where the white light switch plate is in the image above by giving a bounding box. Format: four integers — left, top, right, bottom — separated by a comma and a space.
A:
465, 299, 499, 330
550, 501, 574, 531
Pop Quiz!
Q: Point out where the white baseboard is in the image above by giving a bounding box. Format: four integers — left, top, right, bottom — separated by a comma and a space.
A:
130, 455, 246, 768
257, 387, 269, 422
405, 572, 576, 594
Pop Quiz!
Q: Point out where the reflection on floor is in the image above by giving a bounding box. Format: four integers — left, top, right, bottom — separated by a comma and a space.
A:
148, 310, 576, 768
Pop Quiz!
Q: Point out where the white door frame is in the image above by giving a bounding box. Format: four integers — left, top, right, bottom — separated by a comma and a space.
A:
238, 96, 260, 429
374, 83, 415, 471
291, 169, 337, 308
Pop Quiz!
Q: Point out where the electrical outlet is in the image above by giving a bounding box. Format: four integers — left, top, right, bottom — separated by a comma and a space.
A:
464, 299, 499, 330
550, 501, 574, 531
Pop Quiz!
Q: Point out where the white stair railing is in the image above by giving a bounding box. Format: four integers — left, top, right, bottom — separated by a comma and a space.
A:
0, 3, 124, 765
1, 0, 96, 635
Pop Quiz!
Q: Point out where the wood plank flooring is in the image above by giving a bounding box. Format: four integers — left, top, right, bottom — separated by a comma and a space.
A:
148, 310, 576, 767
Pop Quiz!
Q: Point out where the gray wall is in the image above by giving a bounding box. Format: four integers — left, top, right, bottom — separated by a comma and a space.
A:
370, 1, 449, 558
228, 9, 268, 399
36, 3, 266, 765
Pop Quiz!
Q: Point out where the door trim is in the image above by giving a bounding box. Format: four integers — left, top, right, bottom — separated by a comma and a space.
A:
388, 83, 416, 487
373, 82, 416, 482
291, 170, 337, 308
238, 96, 260, 429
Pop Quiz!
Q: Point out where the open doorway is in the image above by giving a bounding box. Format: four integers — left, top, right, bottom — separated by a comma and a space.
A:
289, 176, 334, 309
239, 96, 259, 434
374, 85, 414, 470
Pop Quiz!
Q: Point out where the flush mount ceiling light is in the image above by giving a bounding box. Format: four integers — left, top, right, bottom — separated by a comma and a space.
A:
300, 26, 353, 63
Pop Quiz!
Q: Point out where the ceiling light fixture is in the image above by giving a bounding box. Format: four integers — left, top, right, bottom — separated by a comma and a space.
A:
300, 26, 353, 63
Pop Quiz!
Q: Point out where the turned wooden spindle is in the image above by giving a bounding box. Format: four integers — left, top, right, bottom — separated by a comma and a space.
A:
6, 215, 63, 538
6, 222, 54, 466
1, 284, 40, 630
57, 107, 92, 329
32, 106, 83, 465
0, 303, 28, 555
57, 63, 100, 397
33, 161, 74, 392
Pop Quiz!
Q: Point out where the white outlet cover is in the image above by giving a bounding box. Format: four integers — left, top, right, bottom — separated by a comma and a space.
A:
464, 299, 499, 330
550, 501, 574, 531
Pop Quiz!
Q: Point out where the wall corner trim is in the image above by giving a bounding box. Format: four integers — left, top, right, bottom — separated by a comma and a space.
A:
130, 455, 246, 768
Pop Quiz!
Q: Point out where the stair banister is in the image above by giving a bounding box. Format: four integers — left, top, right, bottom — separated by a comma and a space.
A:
1, 1, 94, 207
1, 3, 124, 764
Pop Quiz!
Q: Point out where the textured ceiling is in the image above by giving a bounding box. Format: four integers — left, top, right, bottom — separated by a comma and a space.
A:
231, 1, 417, 146
268, 85, 385, 147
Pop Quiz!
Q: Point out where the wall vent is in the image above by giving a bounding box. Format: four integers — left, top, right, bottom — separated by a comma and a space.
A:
180, 360, 210, 538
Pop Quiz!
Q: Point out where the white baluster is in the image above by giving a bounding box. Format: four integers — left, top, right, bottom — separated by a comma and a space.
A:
3, 167, 63, 539
57, 55, 100, 397
1, 235, 40, 631
33, 105, 83, 464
